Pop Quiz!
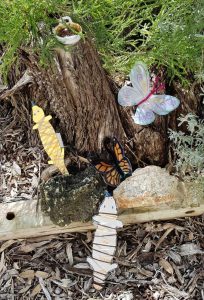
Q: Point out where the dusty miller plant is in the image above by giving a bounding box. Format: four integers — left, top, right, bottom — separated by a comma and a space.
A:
169, 114, 204, 181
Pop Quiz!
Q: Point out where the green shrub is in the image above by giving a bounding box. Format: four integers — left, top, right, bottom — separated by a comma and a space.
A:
169, 114, 204, 180
0, 0, 203, 83
0, 0, 68, 78
73, 0, 203, 82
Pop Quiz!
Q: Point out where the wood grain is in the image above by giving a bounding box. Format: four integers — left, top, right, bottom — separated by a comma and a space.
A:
0, 197, 203, 241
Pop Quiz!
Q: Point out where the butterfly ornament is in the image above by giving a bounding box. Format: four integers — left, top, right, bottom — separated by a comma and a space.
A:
118, 62, 180, 125
94, 137, 132, 187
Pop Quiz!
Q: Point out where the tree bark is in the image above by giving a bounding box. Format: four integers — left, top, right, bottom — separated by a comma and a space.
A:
1, 38, 202, 167
30, 39, 125, 154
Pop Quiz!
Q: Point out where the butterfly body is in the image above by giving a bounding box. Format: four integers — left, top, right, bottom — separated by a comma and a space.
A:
95, 138, 132, 187
118, 61, 180, 125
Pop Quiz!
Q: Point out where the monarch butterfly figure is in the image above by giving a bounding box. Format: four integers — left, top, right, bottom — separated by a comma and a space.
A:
94, 137, 132, 187
87, 193, 123, 290
118, 61, 180, 125
32, 102, 69, 175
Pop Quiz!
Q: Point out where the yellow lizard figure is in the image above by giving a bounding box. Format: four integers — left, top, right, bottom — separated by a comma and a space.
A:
32, 103, 69, 175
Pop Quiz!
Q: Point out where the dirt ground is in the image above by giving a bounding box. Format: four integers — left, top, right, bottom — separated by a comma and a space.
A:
0, 215, 203, 300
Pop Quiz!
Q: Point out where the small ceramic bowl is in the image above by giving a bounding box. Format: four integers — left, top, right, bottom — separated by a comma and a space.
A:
53, 16, 82, 45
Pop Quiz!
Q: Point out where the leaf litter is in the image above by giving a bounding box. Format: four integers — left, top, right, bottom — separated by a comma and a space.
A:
0, 99, 204, 299
0, 215, 203, 299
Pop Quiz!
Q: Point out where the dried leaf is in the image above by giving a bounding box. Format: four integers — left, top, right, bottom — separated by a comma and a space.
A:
188, 232, 194, 241
0, 252, 6, 274
30, 284, 42, 297
162, 284, 189, 298
31, 174, 39, 188
35, 271, 49, 279
39, 277, 52, 300
19, 269, 35, 279
128, 268, 138, 273
19, 285, 31, 294
167, 250, 181, 265
74, 263, 90, 269
0, 240, 16, 253
171, 262, 184, 284
139, 268, 154, 277
52, 278, 74, 288
159, 258, 174, 275
66, 243, 73, 266
178, 243, 204, 256
12, 161, 21, 176
155, 227, 174, 251
144, 240, 152, 252
85, 231, 92, 243
18, 241, 49, 253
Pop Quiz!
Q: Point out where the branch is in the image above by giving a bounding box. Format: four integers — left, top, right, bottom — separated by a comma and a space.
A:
0, 70, 33, 100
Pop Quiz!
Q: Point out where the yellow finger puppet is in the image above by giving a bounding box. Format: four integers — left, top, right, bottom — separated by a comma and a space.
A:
32, 102, 69, 175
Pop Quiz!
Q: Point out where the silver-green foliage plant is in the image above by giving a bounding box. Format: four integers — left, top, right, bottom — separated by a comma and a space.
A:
169, 114, 204, 180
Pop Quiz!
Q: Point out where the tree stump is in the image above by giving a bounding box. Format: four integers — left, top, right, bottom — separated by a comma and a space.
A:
1, 38, 201, 168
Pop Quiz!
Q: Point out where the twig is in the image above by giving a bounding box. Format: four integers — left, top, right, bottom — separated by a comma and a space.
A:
45, 250, 92, 277
0, 70, 33, 100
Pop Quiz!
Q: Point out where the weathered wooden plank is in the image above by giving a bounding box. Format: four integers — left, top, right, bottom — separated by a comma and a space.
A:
0, 198, 203, 241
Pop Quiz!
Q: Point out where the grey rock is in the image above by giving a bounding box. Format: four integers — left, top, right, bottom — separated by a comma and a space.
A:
113, 166, 204, 210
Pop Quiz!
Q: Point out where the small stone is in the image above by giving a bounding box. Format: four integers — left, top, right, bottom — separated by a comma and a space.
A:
55, 287, 62, 295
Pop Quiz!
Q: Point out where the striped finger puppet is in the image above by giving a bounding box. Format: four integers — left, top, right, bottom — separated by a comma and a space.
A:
87, 195, 123, 290
32, 103, 68, 175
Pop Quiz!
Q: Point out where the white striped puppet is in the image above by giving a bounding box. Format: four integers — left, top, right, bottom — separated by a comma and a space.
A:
32, 102, 68, 175
87, 194, 123, 290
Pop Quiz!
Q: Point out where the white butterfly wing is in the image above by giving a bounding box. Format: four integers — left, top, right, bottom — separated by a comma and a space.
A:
132, 107, 155, 125
118, 86, 144, 106
129, 61, 150, 98
141, 95, 180, 115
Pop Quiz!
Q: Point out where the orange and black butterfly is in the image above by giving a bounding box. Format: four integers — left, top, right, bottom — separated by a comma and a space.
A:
94, 137, 132, 187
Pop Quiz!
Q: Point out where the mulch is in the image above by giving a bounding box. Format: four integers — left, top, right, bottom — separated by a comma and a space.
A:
1, 101, 204, 300
0, 216, 203, 300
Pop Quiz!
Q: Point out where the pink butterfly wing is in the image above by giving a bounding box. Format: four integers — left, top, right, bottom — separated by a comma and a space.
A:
141, 95, 180, 115
132, 107, 155, 125
118, 86, 144, 106
118, 62, 150, 107
129, 61, 150, 98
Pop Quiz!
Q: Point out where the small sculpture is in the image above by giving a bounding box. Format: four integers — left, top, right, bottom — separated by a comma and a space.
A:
94, 137, 132, 187
53, 16, 82, 46
87, 194, 123, 290
32, 102, 68, 175
118, 61, 180, 125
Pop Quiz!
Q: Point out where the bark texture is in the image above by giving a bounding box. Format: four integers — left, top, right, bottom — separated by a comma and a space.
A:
1, 38, 202, 167
31, 39, 125, 153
